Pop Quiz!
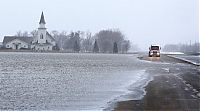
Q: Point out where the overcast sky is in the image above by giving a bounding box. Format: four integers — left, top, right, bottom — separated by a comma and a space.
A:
0, 0, 198, 50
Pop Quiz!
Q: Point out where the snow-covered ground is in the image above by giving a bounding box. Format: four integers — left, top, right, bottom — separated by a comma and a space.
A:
161, 51, 184, 55
0, 52, 152, 110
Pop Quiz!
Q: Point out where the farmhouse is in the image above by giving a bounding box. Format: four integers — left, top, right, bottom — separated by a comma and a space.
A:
3, 37, 33, 49
2, 12, 56, 51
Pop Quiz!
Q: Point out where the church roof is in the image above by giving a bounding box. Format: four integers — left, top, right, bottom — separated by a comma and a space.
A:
3, 36, 33, 45
46, 32, 55, 41
39, 12, 46, 24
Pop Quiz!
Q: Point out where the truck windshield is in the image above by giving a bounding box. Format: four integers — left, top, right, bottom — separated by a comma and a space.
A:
151, 46, 159, 50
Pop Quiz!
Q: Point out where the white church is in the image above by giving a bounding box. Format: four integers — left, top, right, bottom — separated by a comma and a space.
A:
3, 12, 56, 51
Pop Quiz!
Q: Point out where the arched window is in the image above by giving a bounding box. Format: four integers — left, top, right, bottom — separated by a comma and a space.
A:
40, 34, 43, 39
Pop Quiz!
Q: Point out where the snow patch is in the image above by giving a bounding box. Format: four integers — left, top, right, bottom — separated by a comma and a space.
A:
161, 52, 184, 55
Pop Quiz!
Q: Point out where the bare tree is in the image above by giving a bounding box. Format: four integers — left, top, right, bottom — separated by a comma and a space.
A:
22, 31, 29, 37
73, 40, 80, 52
163, 42, 200, 54
16, 31, 23, 37
63, 31, 81, 52
81, 31, 93, 52
31, 30, 37, 37
95, 29, 128, 53
121, 40, 131, 53
16, 31, 29, 37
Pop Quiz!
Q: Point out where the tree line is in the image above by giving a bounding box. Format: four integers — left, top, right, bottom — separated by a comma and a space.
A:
14, 29, 131, 53
163, 42, 200, 54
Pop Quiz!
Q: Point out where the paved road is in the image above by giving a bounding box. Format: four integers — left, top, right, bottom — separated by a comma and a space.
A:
114, 54, 200, 111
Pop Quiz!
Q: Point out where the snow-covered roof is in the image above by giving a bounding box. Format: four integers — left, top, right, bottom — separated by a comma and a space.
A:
3, 36, 33, 45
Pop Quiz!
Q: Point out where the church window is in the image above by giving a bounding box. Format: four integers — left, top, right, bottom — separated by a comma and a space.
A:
40, 34, 43, 39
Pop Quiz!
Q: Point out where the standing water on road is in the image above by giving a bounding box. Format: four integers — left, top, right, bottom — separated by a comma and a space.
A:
0, 52, 152, 110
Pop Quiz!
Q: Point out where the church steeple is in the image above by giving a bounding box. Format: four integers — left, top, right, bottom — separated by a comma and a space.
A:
39, 12, 46, 24
38, 12, 47, 44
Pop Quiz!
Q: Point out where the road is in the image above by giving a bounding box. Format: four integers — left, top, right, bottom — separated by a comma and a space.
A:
114, 54, 200, 111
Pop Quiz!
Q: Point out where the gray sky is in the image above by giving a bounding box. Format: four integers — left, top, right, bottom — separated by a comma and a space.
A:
0, 0, 198, 50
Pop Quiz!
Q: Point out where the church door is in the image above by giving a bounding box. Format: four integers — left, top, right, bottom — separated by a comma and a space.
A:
15, 45, 18, 50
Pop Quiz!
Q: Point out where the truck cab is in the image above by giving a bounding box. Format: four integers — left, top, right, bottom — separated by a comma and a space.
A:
149, 45, 161, 57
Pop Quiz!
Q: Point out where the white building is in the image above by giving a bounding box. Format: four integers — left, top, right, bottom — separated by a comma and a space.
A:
32, 12, 56, 51
3, 12, 56, 51
0, 42, 2, 48
3, 37, 33, 49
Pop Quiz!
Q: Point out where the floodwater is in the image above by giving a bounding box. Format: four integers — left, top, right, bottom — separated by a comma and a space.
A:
0, 52, 161, 110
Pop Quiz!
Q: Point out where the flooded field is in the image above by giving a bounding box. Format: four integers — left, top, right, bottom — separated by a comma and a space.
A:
0, 52, 153, 110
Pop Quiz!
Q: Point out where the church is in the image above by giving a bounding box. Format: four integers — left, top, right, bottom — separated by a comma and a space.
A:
3, 12, 56, 51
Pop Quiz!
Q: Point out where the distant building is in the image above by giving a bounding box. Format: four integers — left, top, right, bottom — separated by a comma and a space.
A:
3, 37, 33, 49
2, 12, 56, 51
31, 12, 56, 51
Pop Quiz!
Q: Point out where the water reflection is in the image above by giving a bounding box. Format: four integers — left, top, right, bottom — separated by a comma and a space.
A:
149, 57, 160, 61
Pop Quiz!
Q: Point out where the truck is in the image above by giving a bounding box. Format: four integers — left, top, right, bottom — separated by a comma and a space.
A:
149, 45, 161, 57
